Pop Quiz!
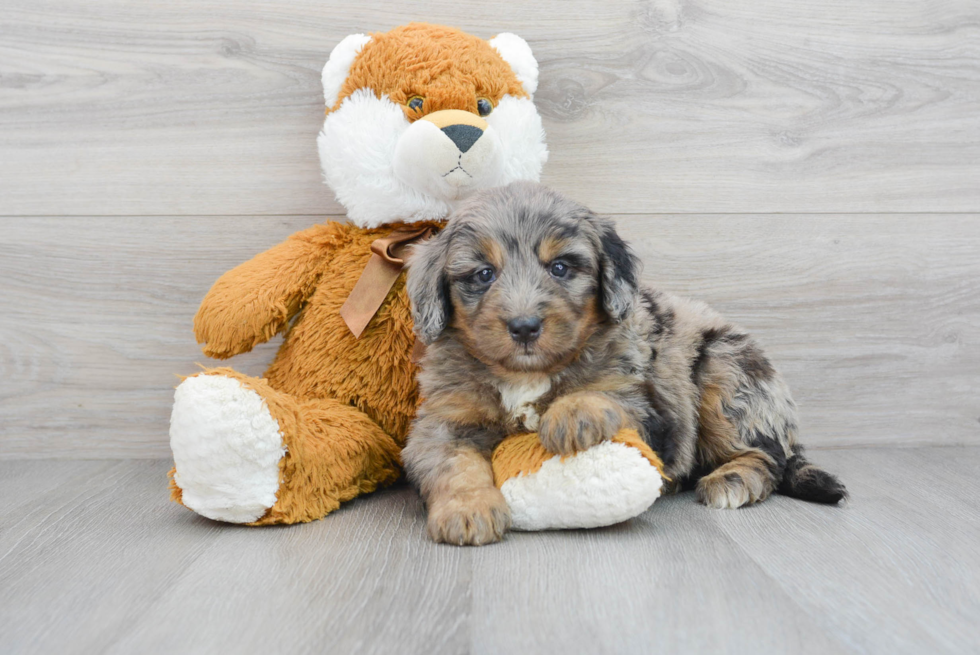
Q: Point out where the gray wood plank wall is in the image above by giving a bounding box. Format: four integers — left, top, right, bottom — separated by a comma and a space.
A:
1, 0, 978, 457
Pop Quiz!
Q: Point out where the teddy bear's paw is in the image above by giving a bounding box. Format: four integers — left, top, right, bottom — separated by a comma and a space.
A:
170, 374, 286, 523
501, 440, 663, 531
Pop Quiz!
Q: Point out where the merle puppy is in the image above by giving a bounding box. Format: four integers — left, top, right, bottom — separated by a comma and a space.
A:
403, 182, 846, 545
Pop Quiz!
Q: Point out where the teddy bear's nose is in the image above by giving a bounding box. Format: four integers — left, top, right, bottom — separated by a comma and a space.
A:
420, 109, 490, 154
441, 124, 483, 153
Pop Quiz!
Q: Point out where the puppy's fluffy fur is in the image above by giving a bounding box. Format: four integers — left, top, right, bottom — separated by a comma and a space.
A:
403, 182, 847, 545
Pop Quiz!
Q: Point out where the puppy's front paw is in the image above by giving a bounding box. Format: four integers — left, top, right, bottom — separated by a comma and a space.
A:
427, 488, 511, 546
538, 393, 623, 455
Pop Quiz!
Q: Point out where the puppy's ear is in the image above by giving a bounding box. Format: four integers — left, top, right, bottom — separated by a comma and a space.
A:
407, 229, 453, 344
593, 216, 641, 322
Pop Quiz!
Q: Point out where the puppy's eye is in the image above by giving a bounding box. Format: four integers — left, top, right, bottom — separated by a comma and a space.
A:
474, 267, 496, 284
407, 96, 424, 112
477, 98, 493, 117
549, 260, 570, 278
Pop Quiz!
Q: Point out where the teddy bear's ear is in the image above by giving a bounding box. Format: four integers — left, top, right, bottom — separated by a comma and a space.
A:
489, 33, 539, 96
322, 34, 372, 109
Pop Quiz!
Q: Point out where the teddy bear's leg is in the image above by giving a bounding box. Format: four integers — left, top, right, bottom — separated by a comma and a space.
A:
168, 368, 400, 525
491, 429, 667, 531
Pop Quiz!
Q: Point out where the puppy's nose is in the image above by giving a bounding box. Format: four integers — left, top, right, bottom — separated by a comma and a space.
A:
441, 124, 483, 153
507, 317, 542, 344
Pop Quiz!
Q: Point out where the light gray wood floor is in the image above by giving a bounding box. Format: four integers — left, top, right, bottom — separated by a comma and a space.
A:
2, 447, 978, 655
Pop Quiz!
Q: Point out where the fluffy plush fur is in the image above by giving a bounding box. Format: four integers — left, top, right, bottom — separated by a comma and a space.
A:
169, 222, 426, 523
317, 23, 547, 228
403, 182, 847, 545
170, 374, 285, 523
168, 24, 550, 525
492, 430, 665, 531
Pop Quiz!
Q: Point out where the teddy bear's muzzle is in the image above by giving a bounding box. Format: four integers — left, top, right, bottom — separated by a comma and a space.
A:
393, 109, 504, 200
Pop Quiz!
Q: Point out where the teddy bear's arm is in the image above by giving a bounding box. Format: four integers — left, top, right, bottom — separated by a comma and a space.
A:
194, 223, 346, 359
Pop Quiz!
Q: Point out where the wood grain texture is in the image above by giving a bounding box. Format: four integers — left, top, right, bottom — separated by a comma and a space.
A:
470, 497, 846, 654
1, 450, 978, 654
2, 4, 976, 651
0, 216, 310, 457
709, 447, 980, 655
1, 0, 978, 216
619, 214, 980, 450
1, 214, 977, 458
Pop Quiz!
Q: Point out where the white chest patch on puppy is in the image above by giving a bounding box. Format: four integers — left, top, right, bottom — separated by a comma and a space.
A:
497, 374, 551, 431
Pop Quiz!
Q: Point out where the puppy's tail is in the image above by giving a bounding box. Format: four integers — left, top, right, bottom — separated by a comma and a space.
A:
777, 445, 848, 504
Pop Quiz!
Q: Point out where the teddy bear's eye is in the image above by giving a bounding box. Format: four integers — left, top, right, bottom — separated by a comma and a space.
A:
408, 96, 424, 112
477, 98, 493, 117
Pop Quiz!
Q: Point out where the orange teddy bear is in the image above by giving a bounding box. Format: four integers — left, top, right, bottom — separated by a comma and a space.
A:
168, 23, 664, 530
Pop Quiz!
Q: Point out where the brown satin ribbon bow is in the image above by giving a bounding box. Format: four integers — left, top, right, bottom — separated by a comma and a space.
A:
340, 226, 436, 339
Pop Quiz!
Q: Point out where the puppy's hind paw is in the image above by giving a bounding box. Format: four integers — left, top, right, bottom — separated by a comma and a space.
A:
696, 469, 769, 509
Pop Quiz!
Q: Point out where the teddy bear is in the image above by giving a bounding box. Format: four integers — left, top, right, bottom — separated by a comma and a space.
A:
167, 23, 665, 530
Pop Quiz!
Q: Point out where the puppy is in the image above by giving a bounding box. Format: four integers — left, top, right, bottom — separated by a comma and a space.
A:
403, 182, 847, 545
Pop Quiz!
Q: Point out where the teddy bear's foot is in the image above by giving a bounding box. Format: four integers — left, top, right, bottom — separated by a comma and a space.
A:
492, 430, 666, 531
170, 373, 286, 523
170, 368, 403, 525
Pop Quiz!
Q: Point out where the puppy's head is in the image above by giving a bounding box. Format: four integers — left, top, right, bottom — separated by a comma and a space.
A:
408, 182, 640, 372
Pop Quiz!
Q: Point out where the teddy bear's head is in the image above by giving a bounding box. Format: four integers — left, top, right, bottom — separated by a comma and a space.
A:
317, 23, 548, 228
